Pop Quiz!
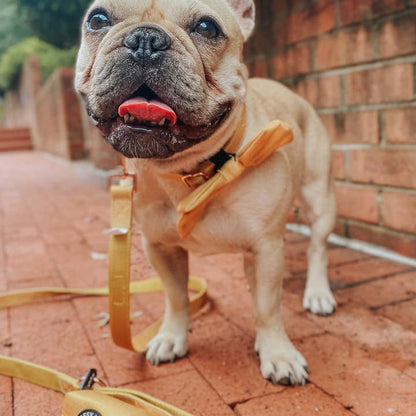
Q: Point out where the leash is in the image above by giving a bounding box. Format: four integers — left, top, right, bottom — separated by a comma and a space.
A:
0, 173, 208, 416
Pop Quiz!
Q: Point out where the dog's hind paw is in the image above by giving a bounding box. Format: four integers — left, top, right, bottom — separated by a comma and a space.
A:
146, 333, 188, 365
303, 289, 337, 316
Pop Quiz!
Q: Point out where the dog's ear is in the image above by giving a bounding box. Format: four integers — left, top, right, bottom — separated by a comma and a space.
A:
226, 0, 255, 41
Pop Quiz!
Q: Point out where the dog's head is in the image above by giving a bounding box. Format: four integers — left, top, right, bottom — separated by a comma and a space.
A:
75, 0, 255, 161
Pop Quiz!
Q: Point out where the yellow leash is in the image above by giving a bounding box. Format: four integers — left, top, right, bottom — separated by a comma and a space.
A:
0, 175, 208, 416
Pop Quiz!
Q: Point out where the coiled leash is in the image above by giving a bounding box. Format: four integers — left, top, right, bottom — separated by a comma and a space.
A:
0, 174, 208, 416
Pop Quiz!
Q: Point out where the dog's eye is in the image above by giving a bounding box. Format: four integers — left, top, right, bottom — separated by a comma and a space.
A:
194, 18, 221, 39
87, 11, 112, 32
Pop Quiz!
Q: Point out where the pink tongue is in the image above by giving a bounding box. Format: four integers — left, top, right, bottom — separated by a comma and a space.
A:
118, 97, 177, 126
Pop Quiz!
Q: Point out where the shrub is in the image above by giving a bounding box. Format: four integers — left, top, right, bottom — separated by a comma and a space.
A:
0, 37, 78, 91
16, 0, 90, 49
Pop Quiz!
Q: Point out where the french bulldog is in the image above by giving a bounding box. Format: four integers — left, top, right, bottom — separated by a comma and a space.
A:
75, 0, 337, 386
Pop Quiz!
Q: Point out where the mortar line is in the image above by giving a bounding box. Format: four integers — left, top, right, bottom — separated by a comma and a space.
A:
284, 54, 416, 80
334, 181, 416, 196
332, 268, 415, 291
371, 296, 416, 312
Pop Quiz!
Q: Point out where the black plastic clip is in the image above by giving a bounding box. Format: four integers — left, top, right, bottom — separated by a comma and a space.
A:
79, 369, 98, 390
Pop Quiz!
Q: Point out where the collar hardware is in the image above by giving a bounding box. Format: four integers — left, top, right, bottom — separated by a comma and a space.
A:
181, 172, 210, 190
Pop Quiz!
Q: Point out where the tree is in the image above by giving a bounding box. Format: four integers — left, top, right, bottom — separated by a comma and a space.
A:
16, 0, 91, 49
0, 0, 31, 56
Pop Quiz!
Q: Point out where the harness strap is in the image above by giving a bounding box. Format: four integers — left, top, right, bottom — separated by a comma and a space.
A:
176, 120, 295, 237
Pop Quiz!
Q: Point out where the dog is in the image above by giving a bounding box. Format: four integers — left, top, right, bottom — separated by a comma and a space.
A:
75, 0, 337, 386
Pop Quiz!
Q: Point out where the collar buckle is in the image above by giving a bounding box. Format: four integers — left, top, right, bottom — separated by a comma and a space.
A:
182, 172, 209, 190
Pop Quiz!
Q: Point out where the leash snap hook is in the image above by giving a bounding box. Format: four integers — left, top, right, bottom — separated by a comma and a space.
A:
79, 369, 107, 390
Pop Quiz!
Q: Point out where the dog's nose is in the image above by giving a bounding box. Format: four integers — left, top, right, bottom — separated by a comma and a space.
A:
124, 26, 171, 61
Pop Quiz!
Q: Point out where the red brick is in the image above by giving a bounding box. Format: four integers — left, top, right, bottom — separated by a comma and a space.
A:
302, 334, 416, 415
339, 0, 406, 25
87, 126, 121, 170
338, 0, 372, 26
235, 384, 351, 415
131, 370, 234, 416
189, 313, 281, 404
9, 302, 103, 377
272, 43, 311, 79
315, 26, 374, 70
5, 254, 57, 282
252, 57, 268, 78
349, 149, 416, 188
306, 304, 416, 376
379, 13, 416, 58
13, 381, 62, 416
41, 227, 83, 245
372, 0, 407, 17
272, 0, 305, 14
4, 225, 39, 241
72, 296, 193, 386
328, 258, 408, 287
335, 185, 379, 223
385, 107, 416, 144
287, 0, 336, 43
382, 192, 416, 234
293, 75, 340, 108
35, 68, 86, 160
377, 298, 416, 332
337, 271, 416, 308
321, 111, 379, 144
349, 223, 416, 257
0, 377, 12, 416
345, 63, 414, 105
328, 247, 370, 265
331, 150, 346, 179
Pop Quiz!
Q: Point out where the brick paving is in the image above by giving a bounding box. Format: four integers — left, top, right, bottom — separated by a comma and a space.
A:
0, 152, 415, 416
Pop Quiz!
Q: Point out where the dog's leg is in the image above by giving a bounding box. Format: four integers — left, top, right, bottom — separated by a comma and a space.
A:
245, 239, 309, 385
301, 178, 337, 316
143, 240, 190, 364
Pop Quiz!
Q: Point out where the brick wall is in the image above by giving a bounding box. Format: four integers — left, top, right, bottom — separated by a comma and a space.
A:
4, 57, 41, 131
245, 0, 416, 257
35, 67, 86, 160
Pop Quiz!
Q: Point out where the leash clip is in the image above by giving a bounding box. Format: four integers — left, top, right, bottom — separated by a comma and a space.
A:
79, 369, 107, 390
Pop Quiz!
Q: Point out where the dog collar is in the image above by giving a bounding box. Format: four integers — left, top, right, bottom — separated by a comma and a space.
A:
161, 107, 247, 189
176, 119, 295, 238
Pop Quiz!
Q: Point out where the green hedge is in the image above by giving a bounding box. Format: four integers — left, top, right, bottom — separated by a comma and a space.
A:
0, 37, 78, 91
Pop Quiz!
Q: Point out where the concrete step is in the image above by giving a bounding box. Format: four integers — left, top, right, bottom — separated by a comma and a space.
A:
0, 128, 32, 152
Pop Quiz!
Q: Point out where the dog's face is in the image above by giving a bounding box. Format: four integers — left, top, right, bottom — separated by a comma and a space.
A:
75, 0, 255, 160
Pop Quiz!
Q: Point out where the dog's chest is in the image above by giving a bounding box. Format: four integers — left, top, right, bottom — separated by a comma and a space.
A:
136, 189, 253, 255
134, 152, 293, 254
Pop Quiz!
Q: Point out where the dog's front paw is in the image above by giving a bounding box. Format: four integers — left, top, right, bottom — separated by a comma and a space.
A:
259, 347, 309, 386
303, 288, 336, 316
146, 333, 188, 365
256, 333, 309, 386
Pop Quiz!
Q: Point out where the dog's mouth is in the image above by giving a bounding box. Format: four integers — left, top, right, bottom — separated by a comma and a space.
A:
89, 84, 231, 160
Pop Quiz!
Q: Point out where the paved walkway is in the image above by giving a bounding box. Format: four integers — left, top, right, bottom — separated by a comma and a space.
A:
0, 152, 415, 416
